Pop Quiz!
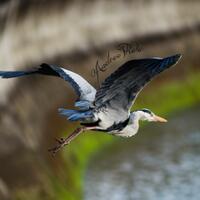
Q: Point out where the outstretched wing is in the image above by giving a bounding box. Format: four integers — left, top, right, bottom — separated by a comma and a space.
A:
94, 54, 181, 114
0, 63, 96, 103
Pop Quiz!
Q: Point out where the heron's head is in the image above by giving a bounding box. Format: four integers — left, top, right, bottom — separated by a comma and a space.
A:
135, 108, 167, 123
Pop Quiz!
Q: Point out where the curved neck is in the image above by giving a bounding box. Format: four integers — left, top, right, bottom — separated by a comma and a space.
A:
117, 112, 140, 137
128, 112, 140, 128
130, 111, 144, 122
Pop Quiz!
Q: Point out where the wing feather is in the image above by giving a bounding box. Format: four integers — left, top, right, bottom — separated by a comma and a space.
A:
0, 63, 96, 104
95, 54, 182, 115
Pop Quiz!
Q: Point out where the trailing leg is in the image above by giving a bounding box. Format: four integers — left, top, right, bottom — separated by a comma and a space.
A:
48, 127, 85, 156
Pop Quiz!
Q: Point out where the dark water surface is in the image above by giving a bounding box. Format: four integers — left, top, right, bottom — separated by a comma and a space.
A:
84, 107, 200, 200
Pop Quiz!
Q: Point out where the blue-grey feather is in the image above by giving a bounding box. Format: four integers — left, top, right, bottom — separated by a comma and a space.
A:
58, 109, 77, 117
74, 100, 91, 110
58, 108, 93, 121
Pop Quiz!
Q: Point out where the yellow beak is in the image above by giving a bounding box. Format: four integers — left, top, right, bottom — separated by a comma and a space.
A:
153, 115, 168, 122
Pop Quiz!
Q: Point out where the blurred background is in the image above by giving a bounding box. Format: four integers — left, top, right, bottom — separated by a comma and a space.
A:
0, 0, 200, 200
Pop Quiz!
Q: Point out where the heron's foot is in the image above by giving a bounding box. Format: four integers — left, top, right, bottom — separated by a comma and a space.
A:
48, 127, 84, 156
48, 137, 70, 156
55, 137, 65, 144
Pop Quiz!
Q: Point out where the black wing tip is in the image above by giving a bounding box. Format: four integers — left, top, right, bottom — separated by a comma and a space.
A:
172, 53, 182, 62
0, 71, 27, 78
165, 54, 182, 65
157, 54, 182, 72
173, 53, 182, 59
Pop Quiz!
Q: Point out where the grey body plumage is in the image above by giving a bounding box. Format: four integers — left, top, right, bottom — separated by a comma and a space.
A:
0, 54, 181, 153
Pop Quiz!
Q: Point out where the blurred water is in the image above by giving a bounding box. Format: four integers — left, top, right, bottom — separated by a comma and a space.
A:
84, 107, 200, 200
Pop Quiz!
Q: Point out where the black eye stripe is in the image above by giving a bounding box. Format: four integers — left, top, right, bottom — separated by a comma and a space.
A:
141, 109, 152, 114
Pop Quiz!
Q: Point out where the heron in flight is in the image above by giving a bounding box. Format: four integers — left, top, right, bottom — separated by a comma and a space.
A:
0, 54, 181, 154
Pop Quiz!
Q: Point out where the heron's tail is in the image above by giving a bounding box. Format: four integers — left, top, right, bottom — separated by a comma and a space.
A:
58, 108, 93, 121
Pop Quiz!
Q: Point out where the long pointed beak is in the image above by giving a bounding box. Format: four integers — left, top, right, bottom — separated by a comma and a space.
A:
153, 115, 168, 123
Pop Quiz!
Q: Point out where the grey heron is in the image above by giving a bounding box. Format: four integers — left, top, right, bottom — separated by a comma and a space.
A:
0, 54, 181, 154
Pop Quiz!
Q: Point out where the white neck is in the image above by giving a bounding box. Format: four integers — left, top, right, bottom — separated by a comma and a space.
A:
129, 111, 142, 122
131, 110, 150, 121
116, 112, 141, 137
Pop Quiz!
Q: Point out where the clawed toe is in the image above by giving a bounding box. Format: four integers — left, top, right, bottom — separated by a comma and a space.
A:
48, 138, 68, 156
54, 137, 64, 144
48, 127, 84, 156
